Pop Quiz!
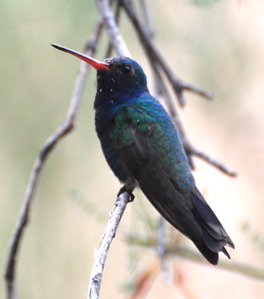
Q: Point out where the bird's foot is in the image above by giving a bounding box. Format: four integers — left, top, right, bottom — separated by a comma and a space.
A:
118, 186, 135, 202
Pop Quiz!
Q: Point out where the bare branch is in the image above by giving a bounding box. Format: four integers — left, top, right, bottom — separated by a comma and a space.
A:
95, 0, 131, 57
140, 0, 155, 38
121, 0, 213, 106
4, 20, 104, 299
105, 0, 122, 58
124, 234, 264, 281
180, 247, 264, 280
185, 144, 237, 177
157, 217, 170, 285
87, 192, 130, 299
4, 123, 74, 299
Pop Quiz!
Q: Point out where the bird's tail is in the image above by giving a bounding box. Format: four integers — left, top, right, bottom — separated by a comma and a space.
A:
190, 187, 235, 265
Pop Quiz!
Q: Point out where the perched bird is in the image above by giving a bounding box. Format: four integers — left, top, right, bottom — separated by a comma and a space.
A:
51, 44, 234, 265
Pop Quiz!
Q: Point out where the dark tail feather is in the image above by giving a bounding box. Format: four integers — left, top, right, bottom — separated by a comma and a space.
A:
190, 188, 234, 264
194, 241, 219, 265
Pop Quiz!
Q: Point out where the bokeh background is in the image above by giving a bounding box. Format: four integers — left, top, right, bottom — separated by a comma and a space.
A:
1, 0, 264, 298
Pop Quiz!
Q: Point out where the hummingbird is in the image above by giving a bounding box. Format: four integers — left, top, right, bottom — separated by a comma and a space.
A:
51, 44, 234, 265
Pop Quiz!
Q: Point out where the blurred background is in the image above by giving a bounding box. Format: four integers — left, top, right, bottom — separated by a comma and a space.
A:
1, 0, 264, 298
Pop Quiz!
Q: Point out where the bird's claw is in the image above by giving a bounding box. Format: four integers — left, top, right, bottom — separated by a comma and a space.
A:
128, 193, 135, 202
118, 186, 135, 202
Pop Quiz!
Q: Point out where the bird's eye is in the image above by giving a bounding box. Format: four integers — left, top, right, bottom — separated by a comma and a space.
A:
121, 66, 131, 74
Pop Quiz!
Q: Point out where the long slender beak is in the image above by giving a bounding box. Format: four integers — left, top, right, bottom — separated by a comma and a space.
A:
51, 44, 110, 71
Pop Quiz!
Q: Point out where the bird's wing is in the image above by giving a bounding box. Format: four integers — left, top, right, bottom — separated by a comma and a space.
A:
110, 106, 233, 264
112, 123, 203, 244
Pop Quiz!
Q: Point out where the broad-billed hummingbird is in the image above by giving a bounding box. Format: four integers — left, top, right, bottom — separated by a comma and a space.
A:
51, 44, 234, 265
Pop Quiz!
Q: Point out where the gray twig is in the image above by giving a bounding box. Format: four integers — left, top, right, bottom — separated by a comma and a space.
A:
87, 192, 130, 299
121, 0, 213, 107
157, 217, 170, 285
185, 144, 237, 177
124, 234, 264, 281
105, 0, 122, 58
180, 247, 264, 280
95, 0, 130, 57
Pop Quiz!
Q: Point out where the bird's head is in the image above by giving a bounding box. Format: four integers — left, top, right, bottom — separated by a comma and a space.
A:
51, 44, 148, 99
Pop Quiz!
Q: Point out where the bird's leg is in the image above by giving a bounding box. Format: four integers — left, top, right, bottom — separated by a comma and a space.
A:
117, 185, 135, 202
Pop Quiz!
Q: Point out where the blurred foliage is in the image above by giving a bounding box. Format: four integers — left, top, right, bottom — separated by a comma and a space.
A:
188, 0, 220, 6
69, 188, 107, 222
241, 222, 264, 254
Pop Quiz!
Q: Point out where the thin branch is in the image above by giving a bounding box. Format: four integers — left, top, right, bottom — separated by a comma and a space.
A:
4, 124, 74, 299
180, 247, 264, 280
185, 145, 237, 177
157, 217, 170, 285
105, 0, 122, 58
121, 0, 213, 107
140, 0, 155, 38
95, 0, 131, 57
124, 234, 264, 281
4, 20, 104, 299
87, 192, 130, 299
